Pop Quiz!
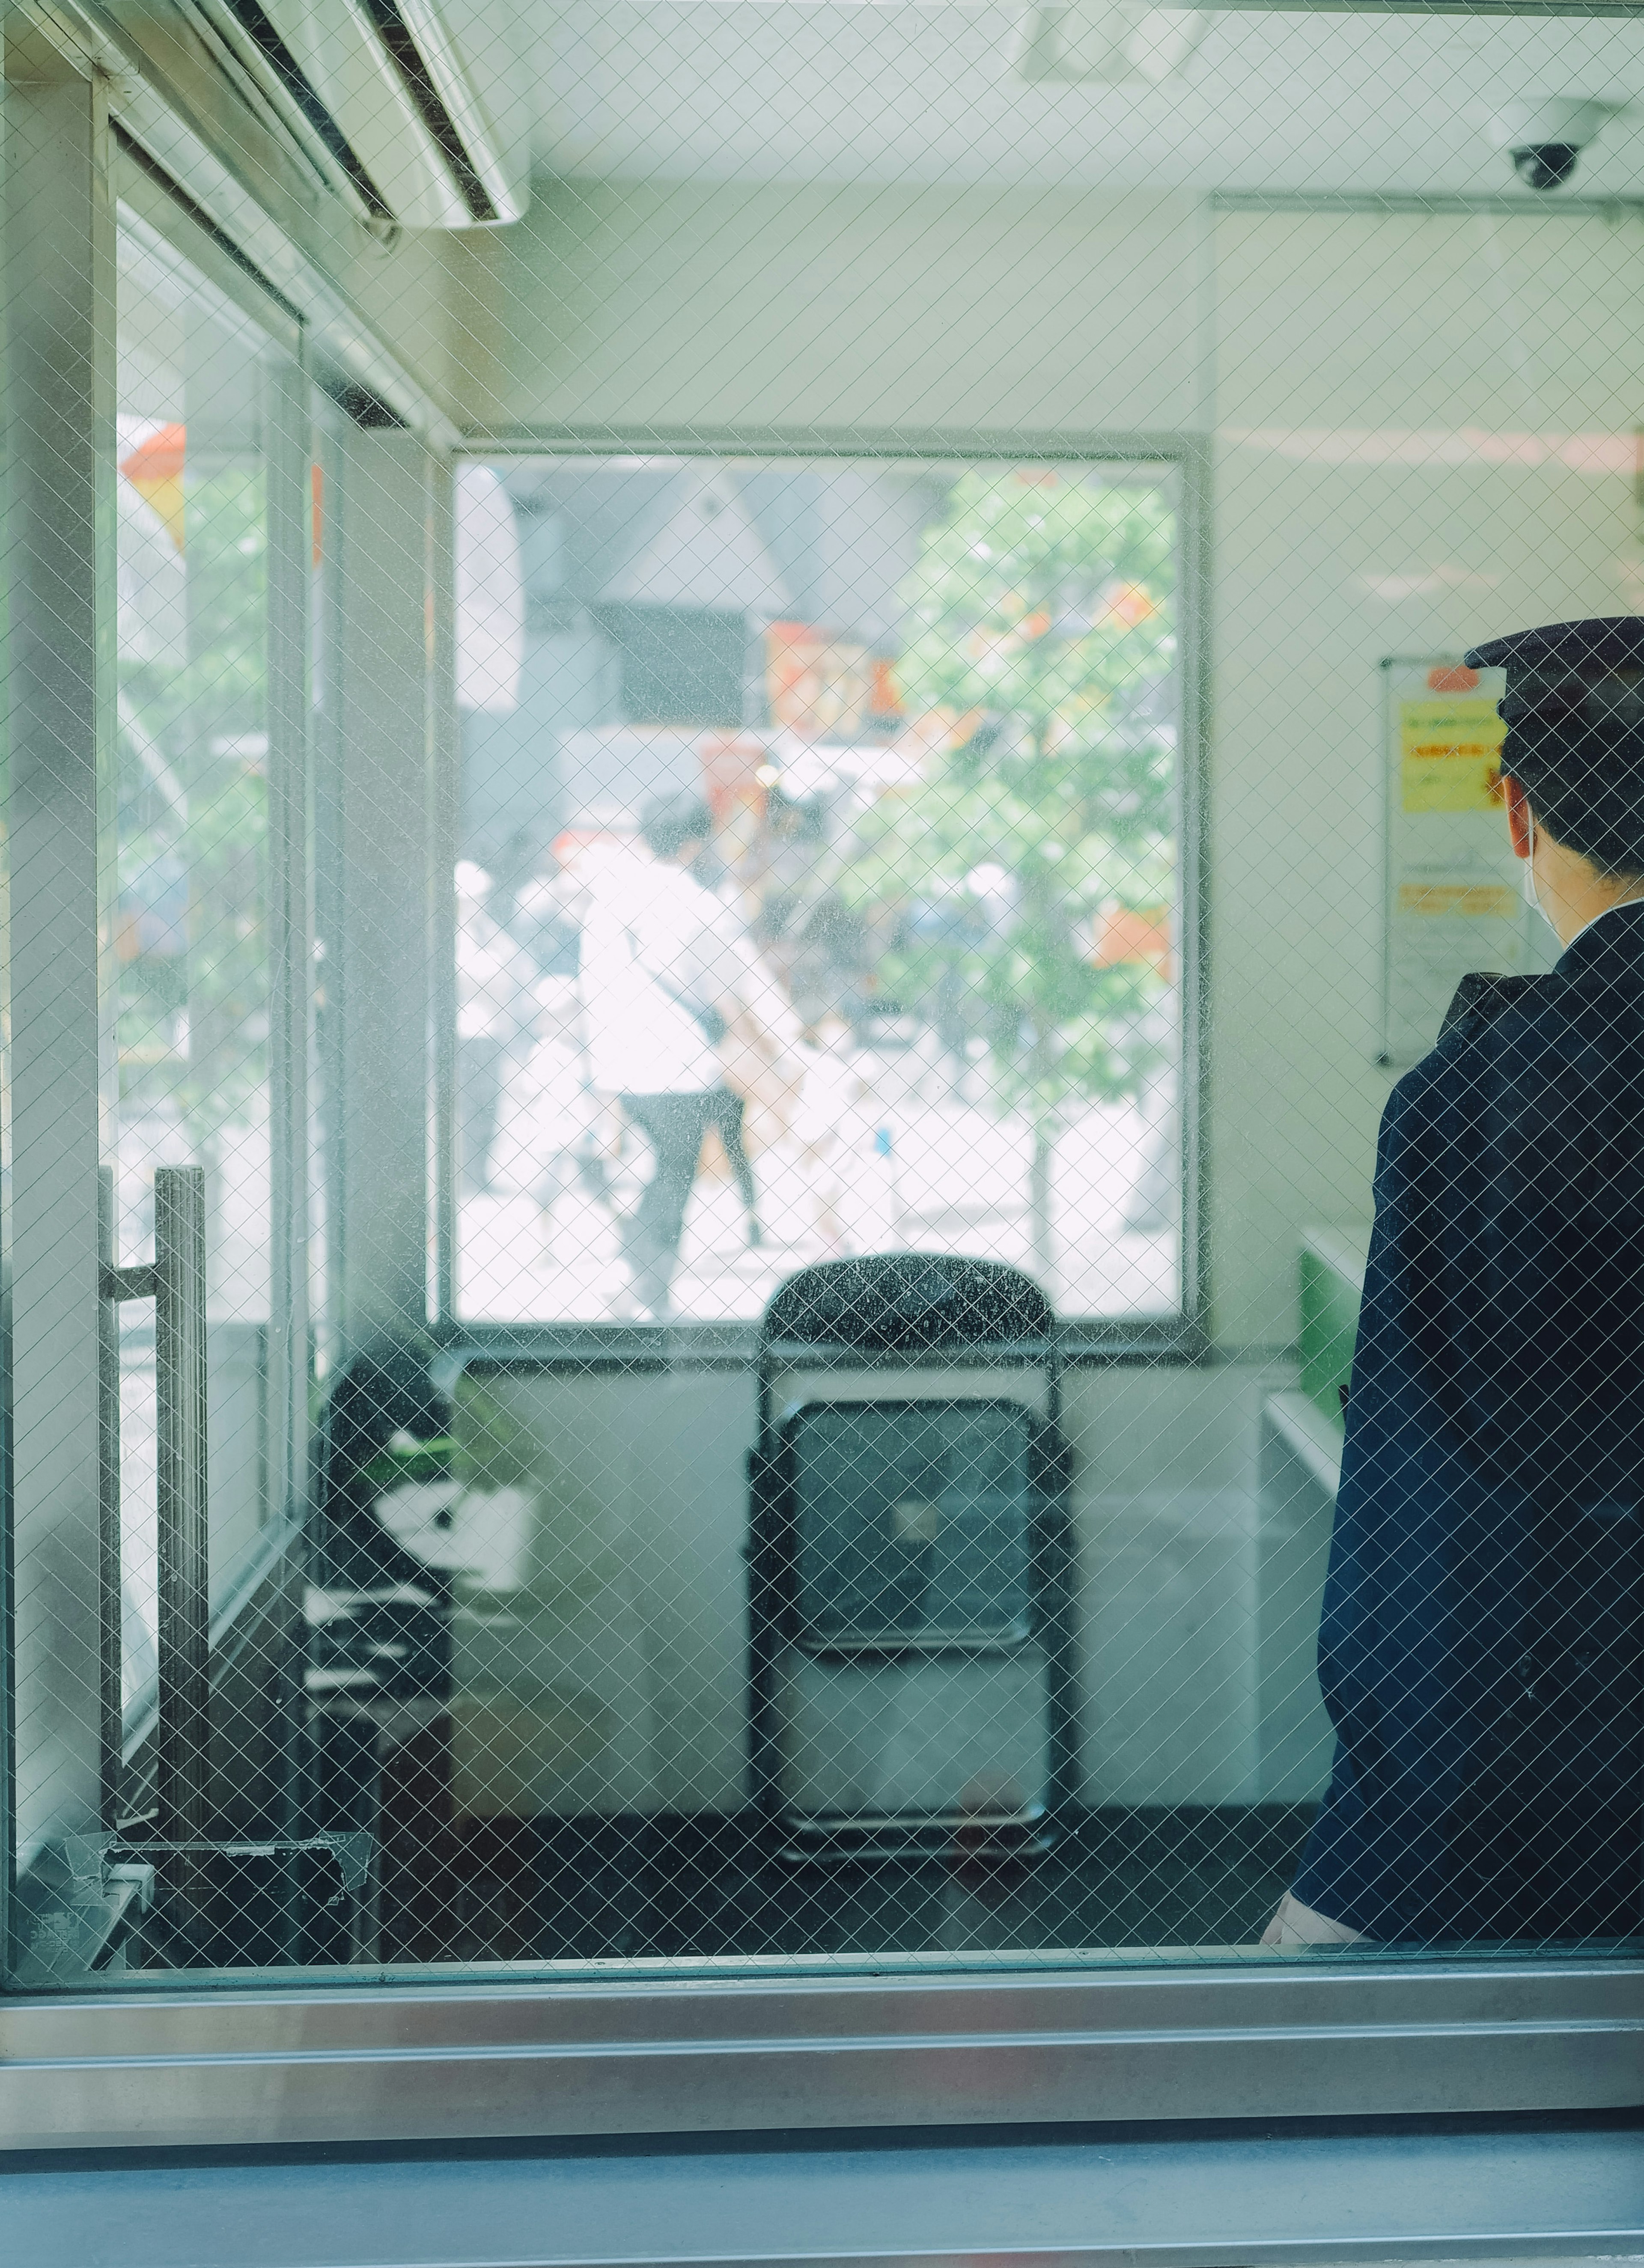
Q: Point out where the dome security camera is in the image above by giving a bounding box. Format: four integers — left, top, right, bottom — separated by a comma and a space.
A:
1490, 98, 1613, 192
1514, 144, 1580, 191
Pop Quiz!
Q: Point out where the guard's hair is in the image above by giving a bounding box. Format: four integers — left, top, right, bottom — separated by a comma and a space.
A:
1505, 677, 1644, 878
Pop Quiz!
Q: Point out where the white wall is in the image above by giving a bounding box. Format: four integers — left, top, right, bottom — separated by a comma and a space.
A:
471, 185, 1644, 1345
467, 184, 1202, 436
449, 1358, 1288, 1818
1211, 205, 1644, 1341
408, 186, 1644, 1817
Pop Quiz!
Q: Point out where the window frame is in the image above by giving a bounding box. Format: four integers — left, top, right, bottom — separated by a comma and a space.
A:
2, 1954, 1640, 2148
6, 79, 1636, 2156
0, 88, 325, 2002
438, 430, 1211, 1364
107, 171, 319, 1660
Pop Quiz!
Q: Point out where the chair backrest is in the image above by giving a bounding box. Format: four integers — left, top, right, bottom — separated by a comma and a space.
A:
761, 1254, 1053, 1359
789, 1396, 1036, 1648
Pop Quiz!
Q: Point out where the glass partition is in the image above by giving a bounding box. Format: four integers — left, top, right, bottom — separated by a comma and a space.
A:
114, 213, 278, 1700
6, 10, 1644, 2009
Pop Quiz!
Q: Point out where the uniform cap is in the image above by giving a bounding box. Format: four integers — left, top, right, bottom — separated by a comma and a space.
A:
1467, 616, 1644, 743
1468, 617, 1644, 875
1465, 616, 1644, 677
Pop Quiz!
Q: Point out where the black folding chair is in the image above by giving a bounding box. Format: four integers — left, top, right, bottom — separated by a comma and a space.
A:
748, 1255, 1076, 1860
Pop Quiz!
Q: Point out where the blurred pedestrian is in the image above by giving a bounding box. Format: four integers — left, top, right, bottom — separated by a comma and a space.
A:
580, 794, 800, 1319
792, 1012, 876, 1254
486, 971, 597, 1224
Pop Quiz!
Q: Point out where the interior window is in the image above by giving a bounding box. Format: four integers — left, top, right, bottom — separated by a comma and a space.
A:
454, 457, 1184, 1330
9, 51, 1644, 2002
113, 213, 277, 1704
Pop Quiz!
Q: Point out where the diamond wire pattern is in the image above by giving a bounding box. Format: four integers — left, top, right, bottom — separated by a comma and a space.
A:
9, 4, 1644, 1984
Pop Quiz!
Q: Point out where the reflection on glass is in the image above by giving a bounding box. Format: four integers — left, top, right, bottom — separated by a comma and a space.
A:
309, 408, 342, 1382
457, 458, 1182, 1325
115, 213, 272, 1700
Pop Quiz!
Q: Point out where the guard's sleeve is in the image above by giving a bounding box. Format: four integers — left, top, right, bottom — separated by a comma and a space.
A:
1287, 1060, 1459, 1934
1317, 1072, 1443, 1722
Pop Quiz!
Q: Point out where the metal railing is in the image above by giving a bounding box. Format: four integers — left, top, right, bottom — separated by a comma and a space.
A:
100, 1164, 209, 1845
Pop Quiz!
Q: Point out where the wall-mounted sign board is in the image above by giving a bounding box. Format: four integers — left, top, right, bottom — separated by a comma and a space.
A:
1381, 656, 1559, 1067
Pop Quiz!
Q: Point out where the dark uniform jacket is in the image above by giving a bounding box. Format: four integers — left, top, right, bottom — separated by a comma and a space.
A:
1291, 899, 1644, 1942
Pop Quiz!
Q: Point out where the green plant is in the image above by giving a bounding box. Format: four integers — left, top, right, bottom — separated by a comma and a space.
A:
117, 461, 268, 1136
832, 468, 1178, 1270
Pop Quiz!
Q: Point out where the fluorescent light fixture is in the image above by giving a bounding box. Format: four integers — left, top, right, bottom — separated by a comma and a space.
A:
1016, 3, 1206, 87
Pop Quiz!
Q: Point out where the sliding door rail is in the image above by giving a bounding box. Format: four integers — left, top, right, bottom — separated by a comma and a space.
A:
1, 1958, 1639, 2151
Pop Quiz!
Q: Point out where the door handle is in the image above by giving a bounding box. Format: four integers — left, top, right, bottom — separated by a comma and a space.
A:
100, 1164, 210, 1842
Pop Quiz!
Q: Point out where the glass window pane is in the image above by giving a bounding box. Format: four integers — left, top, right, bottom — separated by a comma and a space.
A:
309, 399, 345, 1384
16, 64, 1641, 2004
115, 212, 275, 1712
456, 457, 1182, 1328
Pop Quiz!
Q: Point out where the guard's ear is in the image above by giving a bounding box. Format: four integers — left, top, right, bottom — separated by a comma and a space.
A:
1502, 774, 1534, 860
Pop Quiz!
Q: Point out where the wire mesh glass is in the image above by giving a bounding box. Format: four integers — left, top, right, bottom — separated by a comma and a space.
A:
6, 0, 1644, 1993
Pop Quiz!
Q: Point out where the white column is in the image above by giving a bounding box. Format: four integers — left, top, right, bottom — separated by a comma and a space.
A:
4, 38, 119, 1882
330, 430, 452, 1351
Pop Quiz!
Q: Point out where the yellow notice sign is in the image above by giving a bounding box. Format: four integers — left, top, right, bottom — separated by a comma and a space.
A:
1400, 696, 1507, 814
1398, 882, 1517, 919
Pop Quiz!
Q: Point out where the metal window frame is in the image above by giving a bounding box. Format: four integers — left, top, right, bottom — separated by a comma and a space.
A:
1, 1954, 1640, 2150
110, 86, 318, 1557
3, 42, 1634, 2161
1, 25, 121, 1989
439, 428, 1212, 1365
1, 55, 325, 1990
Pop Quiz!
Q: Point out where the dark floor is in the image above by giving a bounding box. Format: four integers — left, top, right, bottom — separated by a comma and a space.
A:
380, 1806, 1317, 1965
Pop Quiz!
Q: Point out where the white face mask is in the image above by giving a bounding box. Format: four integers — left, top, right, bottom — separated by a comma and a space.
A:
1522, 810, 1549, 926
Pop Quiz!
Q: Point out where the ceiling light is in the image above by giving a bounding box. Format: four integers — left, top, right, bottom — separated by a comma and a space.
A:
1015, 3, 1206, 89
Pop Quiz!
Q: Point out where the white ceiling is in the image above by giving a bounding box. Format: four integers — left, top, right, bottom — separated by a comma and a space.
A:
504, 1, 1644, 196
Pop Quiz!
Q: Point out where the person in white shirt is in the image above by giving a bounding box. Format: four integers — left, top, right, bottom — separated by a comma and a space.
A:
580, 793, 800, 1319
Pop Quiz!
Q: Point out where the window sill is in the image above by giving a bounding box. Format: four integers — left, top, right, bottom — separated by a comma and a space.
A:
3, 1955, 1639, 2152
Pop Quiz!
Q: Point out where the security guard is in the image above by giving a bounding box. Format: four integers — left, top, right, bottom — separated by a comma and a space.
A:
1269, 617, 1644, 1947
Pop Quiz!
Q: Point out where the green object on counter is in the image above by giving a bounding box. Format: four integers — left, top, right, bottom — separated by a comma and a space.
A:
361, 1433, 457, 1494
1299, 1226, 1372, 1430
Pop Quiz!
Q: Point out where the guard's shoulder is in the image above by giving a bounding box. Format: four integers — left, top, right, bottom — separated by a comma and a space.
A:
1384, 973, 1558, 1127
1436, 970, 1550, 1042
1420, 970, 1567, 1076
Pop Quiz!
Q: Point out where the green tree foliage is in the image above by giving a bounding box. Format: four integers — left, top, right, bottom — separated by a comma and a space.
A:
834, 469, 1176, 1125
117, 463, 268, 1133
